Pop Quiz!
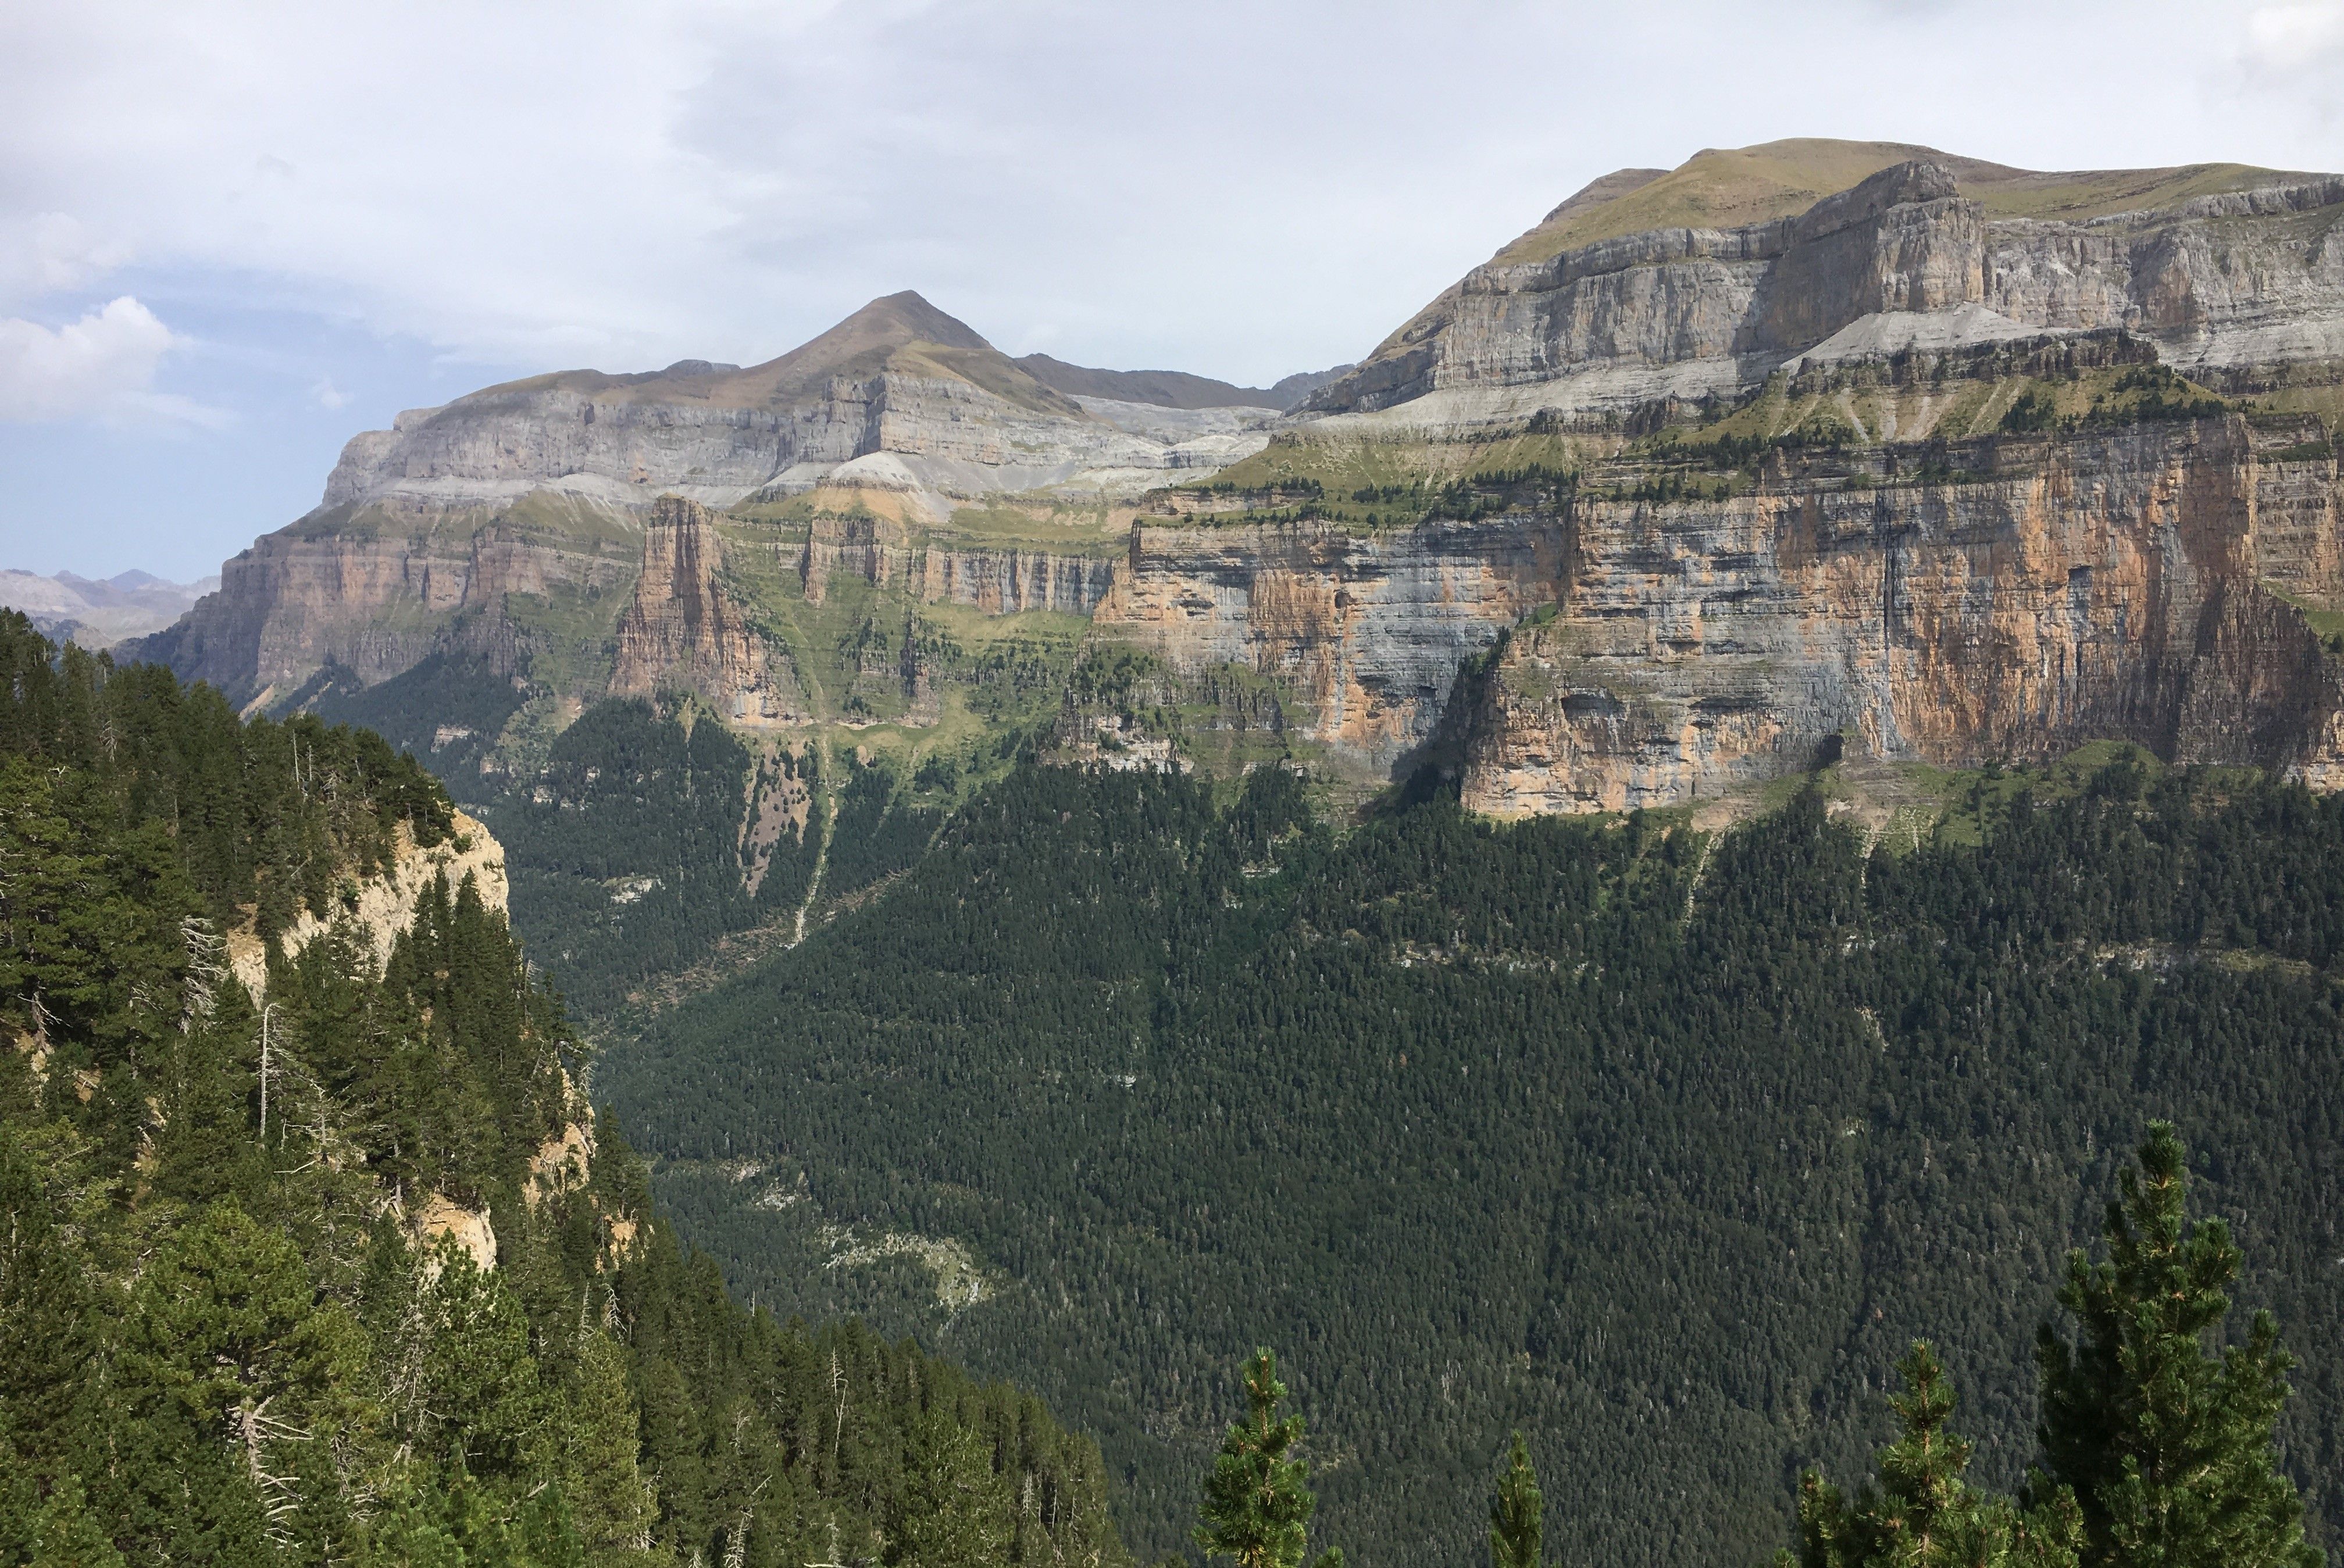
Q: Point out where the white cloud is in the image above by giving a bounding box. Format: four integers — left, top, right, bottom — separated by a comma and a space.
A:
310, 377, 350, 409
2247, 1, 2344, 63
0, 213, 131, 308
0, 296, 222, 426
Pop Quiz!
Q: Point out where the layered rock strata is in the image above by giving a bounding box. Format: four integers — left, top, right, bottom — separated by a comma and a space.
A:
611, 495, 793, 722
1093, 418, 2344, 806
132, 510, 637, 705
1310, 154, 2344, 426
800, 513, 1115, 615
1092, 517, 1569, 766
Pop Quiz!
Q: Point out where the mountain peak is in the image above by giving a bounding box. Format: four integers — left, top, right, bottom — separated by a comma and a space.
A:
841, 290, 995, 353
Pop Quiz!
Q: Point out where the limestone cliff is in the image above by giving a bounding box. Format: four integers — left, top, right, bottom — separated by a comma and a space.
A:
1457, 417, 2344, 812
1307, 142, 2344, 427
610, 494, 790, 720
320, 292, 1271, 515
800, 510, 1116, 615
1091, 516, 1567, 766
1093, 415, 2344, 807
129, 499, 638, 706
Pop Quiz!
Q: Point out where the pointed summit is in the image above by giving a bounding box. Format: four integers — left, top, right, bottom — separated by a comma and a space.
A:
841, 290, 995, 352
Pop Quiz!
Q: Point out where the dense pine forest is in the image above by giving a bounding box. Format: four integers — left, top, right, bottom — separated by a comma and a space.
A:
601, 756, 2344, 1568
0, 613, 1126, 1567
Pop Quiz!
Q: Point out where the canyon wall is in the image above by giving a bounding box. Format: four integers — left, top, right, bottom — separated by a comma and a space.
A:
611, 495, 790, 720
800, 512, 1115, 615
1091, 416, 2344, 806
1461, 417, 2344, 812
133, 508, 638, 705
1092, 516, 1568, 765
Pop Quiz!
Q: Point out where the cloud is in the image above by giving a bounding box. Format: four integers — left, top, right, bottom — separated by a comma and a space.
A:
0, 296, 222, 426
2246, 1, 2344, 64
309, 377, 349, 409
0, 213, 131, 308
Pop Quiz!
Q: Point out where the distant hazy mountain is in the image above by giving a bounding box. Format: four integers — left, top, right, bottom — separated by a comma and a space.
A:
0, 567, 217, 648
1011, 354, 1353, 413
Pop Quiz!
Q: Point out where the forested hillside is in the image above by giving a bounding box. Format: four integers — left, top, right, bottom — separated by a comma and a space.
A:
0, 612, 1128, 1568
604, 758, 2344, 1568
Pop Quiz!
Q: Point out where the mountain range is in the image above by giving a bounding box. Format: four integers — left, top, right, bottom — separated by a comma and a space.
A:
0, 567, 216, 647
115, 134, 2344, 812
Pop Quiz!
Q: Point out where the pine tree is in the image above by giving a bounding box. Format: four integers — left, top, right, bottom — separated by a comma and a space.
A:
1785, 1342, 2082, 1568
0, 1132, 96, 1479
2036, 1123, 2323, 1568
28, 1476, 126, 1568
1490, 1431, 1543, 1568
559, 1328, 659, 1558
895, 1410, 1010, 1568
1195, 1349, 1339, 1568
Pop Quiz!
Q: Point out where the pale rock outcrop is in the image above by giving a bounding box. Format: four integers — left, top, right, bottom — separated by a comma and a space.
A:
409, 1192, 498, 1274
226, 808, 509, 996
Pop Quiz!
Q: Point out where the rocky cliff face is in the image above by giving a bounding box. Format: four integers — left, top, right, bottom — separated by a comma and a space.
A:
133, 505, 637, 705
1458, 417, 2344, 812
1093, 417, 2344, 806
611, 495, 789, 719
800, 512, 1115, 616
1308, 148, 2344, 426
320, 292, 1272, 516
1091, 516, 1567, 765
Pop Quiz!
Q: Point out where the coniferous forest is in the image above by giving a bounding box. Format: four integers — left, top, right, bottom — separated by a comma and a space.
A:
0, 613, 1125, 1567
6, 603, 2341, 1568
601, 756, 2344, 1568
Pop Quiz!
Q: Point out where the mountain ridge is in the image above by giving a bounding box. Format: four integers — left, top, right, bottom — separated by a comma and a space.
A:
113, 133, 2344, 836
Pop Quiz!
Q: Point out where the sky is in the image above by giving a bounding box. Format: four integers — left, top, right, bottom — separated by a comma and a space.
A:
3, 0, 2343, 581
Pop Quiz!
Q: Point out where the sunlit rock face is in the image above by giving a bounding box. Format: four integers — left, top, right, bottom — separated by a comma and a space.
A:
1454, 419, 2344, 812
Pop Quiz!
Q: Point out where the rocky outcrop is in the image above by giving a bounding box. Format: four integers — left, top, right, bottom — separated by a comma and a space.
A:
611, 495, 794, 722
409, 1192, 499, 1274
227, 808, 509, 995
1308, 148, 2344, 427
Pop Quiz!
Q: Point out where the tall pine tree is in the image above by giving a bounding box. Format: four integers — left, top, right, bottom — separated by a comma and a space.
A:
1489, 1432, 1543, 1568
1196, 1350, 1340, 1568
1785, 1342, 2082, 1568
2036, 1123, 2322, 1568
